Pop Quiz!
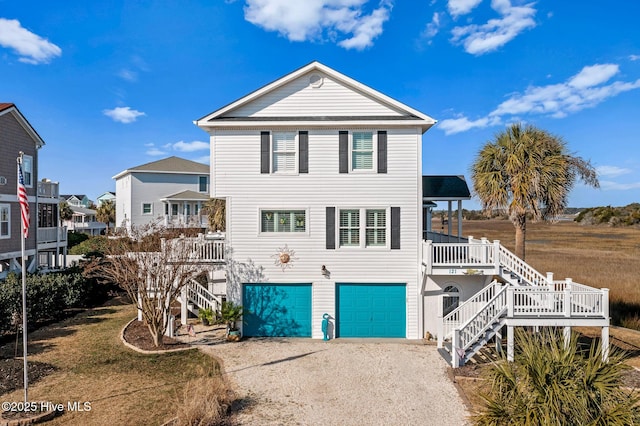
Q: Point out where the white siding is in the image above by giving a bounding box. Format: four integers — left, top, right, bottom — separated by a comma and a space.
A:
216, 128, 422, 338
227, 72, 407, 118
115, 175, 132, 230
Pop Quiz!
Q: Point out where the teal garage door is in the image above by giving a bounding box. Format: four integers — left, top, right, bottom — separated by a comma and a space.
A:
336, 283, 406, 338
242, 283, 312, 337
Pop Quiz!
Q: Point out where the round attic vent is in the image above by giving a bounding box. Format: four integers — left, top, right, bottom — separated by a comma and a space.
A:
309, 73, 323, 88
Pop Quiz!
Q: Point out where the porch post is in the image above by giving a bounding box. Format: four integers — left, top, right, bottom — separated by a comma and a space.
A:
493, 240, 501, 273
437, 293, 444, 348
602, 326, 610, 362
453, 329, 461, 368
447, 201, 452, 236
457, 200, 462, 241
507, 325, 514, 362
180, 285, 188, 326
563, 326, 571, 349
495, 328, 502, 355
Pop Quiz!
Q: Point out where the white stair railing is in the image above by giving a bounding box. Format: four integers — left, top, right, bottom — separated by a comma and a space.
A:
439, 279, 502, 347
186, 279, 223, 313
452, 285, 509, 367
496, 245, 547, 286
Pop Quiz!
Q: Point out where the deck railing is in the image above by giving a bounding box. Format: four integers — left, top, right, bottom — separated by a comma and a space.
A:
497, 245, 547, 286
37, 226, 68, 244
439, 279, 502, 346
163, 233, 226, 263
507, 285, 607, 318
185, 279, 223, 313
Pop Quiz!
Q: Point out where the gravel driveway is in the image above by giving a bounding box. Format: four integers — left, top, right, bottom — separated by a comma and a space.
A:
191, 331, 470, 425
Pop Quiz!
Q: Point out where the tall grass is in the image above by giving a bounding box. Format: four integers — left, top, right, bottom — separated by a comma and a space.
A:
460, 219, 640, 329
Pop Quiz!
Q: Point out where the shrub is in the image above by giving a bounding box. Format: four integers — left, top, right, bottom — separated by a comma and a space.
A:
473, 328, 640, 425
69, 236, 110, 255
174, 376, 235, 426
67, 232, 89, 249
0, 270, 110, 334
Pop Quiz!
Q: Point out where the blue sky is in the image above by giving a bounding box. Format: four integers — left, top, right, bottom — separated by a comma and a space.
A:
2, 0, 639, 209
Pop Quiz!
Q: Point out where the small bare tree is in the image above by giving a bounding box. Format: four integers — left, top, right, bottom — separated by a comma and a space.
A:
88, 224, 203, 346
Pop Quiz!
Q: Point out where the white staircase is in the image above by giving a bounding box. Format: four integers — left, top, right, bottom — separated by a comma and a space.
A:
433, 240, 609, 367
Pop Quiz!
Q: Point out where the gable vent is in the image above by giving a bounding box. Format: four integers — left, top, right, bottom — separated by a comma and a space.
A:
309, 74, 323, 88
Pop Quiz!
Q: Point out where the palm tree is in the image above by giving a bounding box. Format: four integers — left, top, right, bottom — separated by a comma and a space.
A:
471, 123, 599, 260
204, 198, 225, 232
59, 200, 73, 224
474, 328, 640, 425
96, 200, 115, 234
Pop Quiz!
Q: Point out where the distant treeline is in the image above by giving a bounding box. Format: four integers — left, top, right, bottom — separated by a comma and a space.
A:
435, 204, 640, 226
574, 203, 640, 227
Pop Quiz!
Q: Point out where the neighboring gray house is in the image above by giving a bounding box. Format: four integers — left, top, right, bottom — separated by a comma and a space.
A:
96, 191, 116, 206
0, 103, 67, 277
60, 194, 93, 208
113, 156, 210, 232
63, 205, 106, 236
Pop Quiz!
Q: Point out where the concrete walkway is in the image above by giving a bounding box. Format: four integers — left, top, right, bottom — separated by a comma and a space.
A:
184, 328, 471, 425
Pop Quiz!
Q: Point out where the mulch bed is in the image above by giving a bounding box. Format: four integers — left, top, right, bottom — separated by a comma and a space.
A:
123, 319, 191, 351
0, 357, 57, 395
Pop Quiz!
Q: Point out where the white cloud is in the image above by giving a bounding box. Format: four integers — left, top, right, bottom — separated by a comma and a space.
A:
438, 115, 501, 135
568, 64, 619, 89
447, 0, 482, 17
243, 0, 392, 50
171, 141, 210, 152
0, 18, 61, 64
421, 12, 441, 42
118, 69, 138, 82
439, 63, 640, 134
630, 54, 640, 61
490, 64, 640, 119
599, 180, 640, 191
146, 148, 167, 156
596, 166, 632, 178
103, 106, 146, 123
451, 0, 536, 55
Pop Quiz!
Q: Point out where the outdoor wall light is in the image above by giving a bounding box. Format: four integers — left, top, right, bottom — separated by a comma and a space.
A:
321, 265, 330, 278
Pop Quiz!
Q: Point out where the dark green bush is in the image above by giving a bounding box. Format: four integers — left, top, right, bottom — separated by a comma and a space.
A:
0, 270, 110, 334
67, 231, 89, 249
69, 236, 109, 255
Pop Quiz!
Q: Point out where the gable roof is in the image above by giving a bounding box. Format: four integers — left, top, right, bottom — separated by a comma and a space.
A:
0, 103, 45, 148
112, 156, 209, 179
423, 176, 471, 201
161, 190, 210, 201
195, 61, 436, 133
61, 194, 88, 201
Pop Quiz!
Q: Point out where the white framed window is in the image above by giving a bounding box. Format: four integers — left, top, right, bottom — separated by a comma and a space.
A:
142, 203, 153, 215
338, 207, 390, 248
339, 209, 360, 246
443, 285, 460, 316
0, 204, 9, 238
22, 155, 33, 187
365, 209, 386, 246
351, 131, 374, 171
199, 176, 208, 193
171, 204, 178, 216
272, 132, 297, 173
261, 210, 306, 233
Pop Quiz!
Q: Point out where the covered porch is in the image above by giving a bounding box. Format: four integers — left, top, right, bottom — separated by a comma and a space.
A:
161, 190, 209, 229
423, 175, 471, 243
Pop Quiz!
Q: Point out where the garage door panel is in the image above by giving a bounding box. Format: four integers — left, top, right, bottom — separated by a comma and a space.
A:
243, 283, 311, 337
336, 283, 406, 338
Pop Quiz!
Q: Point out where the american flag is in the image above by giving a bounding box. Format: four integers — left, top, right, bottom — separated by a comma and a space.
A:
17, 163, 30, 239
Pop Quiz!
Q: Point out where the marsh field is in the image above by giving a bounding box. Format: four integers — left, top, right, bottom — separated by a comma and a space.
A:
456, 219, 640, 329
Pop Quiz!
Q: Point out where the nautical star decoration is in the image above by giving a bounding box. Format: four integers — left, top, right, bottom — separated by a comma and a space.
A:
271, 244, 297, 271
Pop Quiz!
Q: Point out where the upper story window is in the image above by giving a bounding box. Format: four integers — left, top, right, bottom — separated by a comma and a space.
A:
22, 155, 33, 187
339, 209, 360, 246
0, 204, 9, 238
261, 210, 306, 233
272, 132, 297, 173
199, 176, 208, 193
352, 132, 374, 171
365, 209, 386, 246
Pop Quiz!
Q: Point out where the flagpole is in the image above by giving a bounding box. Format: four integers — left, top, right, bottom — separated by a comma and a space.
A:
17, 153, 28, 404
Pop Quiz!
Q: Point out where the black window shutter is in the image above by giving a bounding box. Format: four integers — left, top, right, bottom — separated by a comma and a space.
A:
260, 131, 270, 174
378, 131, 387, 174
299, 131, 308, 174
339, 131, 348, 174
326, 207, 336, 249
391, 207, 400, 250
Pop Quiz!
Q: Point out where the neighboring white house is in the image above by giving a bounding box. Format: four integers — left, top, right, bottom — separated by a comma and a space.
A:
63, 205, 106, 236
96, 191, 116, 206
189, 62, 608, 367
60, 194, 93, 208
113, 156, 210, 232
